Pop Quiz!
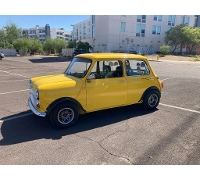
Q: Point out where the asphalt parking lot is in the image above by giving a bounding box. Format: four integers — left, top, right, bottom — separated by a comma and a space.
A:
0, 55, 200, 165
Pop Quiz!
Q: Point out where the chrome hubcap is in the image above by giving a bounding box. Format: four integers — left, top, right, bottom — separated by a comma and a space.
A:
148, 94, 158, 107
57, 108, 74, 124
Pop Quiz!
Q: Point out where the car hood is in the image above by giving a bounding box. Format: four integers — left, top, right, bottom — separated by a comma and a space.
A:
31, 74, 76, 88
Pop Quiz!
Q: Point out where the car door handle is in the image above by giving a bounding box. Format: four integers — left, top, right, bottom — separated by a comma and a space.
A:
142, 77, 153, 80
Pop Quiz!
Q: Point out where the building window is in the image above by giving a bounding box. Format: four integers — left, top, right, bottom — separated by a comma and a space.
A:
137, 15, 146, 23
121, 15, 126, 17
181, 16, 190, 25
87, 34, 90, 38
88, 27, 90, 32
194, 16, 197, 27
181, 16, 184, 24
92, 26, 96, 37
88, 21, 90, 26
185, 17, 190, 25
120, 22, 126, 32
92, 15, 95, 24
79, 24, 81, 28
136, 24, 145, 37
153, 15, 162, 21
168, 15, 176, 26
152, 25, 161, 35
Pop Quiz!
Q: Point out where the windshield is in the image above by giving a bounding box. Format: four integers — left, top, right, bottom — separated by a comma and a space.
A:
64, 57, 92, 78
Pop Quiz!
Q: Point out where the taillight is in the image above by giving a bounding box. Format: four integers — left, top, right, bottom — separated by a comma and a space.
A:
161, 81, 164, 88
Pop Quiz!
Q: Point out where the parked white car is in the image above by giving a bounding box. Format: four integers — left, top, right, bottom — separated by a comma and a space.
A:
0, 52, 5, 59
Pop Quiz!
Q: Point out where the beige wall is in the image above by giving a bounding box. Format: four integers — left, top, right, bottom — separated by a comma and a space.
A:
73, 15, 196, 54
0, 48, 17, 56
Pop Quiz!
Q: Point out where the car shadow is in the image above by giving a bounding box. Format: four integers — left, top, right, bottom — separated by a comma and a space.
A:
0, 104, 158, 145
28, 56, 72, 63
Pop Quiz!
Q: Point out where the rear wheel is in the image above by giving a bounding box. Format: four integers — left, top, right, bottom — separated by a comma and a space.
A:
50, 102, 79, 128
143, 90, 160, 109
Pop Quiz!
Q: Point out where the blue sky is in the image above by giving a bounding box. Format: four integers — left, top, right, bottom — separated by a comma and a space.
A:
0, 15, 90, 32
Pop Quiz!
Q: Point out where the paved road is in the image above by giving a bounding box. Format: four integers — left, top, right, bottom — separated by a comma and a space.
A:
0, 56, 200, 165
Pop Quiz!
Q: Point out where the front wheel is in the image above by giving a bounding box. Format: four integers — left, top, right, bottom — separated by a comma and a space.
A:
143, 90, 160, 109
50, 102, 79, 128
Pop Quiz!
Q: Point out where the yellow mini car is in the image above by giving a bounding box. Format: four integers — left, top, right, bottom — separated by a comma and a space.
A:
28, 53, 163, 128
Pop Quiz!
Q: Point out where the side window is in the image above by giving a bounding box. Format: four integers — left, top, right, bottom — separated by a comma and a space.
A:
89, 60, 124, 79
125, 59, 150, 76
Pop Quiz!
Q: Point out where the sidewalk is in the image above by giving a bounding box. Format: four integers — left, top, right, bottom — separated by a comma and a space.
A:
146, 55, 199, 62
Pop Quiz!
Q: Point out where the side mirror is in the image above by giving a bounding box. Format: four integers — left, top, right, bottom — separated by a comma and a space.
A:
87, 73, 95, 80
87, 73, 95, 82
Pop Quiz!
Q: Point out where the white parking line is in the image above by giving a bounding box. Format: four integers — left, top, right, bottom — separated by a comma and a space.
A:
0, 89, 29, 95
0, 112, 33, 122
10, 73, 28, 78
161, 78, 174, 81
0, 79, 29, 83
160, 103, 200, 114
0, 70, 28, 78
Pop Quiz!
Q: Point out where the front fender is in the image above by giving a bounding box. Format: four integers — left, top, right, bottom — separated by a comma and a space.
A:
46, 97, 86, 115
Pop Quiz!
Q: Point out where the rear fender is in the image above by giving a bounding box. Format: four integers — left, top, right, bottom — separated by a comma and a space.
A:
139, 86, 161, 103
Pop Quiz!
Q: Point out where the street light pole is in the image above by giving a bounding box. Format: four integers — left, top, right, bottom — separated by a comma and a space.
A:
71, 25, 75, 48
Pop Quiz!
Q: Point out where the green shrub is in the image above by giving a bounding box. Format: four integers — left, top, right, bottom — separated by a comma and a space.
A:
160, 45, 170, 55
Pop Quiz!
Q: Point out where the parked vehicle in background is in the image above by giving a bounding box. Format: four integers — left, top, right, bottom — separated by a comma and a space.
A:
73, 49, 89, 56
28, 53, 164, 128
0, 52, 5, 60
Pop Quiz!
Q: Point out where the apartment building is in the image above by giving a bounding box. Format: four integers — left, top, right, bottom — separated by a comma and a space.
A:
72, 15, 197, 54
71, 18, 91, 41
19, 24, 50, 42
51, 28, 71, 41
19, 24, 71, 42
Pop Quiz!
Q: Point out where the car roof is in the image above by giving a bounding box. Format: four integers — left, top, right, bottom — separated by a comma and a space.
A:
76, 53, 147, 60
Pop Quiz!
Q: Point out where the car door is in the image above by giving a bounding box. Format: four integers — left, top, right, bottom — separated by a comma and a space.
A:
85, 60, 127, 112
125, 59, 157, 104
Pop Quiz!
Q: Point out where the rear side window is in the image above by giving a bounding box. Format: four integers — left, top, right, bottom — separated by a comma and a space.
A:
89, 60, 124, 79
125, 59, 150, 76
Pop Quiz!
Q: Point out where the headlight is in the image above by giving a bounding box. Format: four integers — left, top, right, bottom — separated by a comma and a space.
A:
28, 80, 32, 89
35, 88, 39, 100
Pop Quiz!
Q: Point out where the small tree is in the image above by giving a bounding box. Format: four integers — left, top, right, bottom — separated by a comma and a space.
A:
13, 38, 30, 56
0, 21, 21, 48
182, 26, 200, 53
160, 45, 170, 55
76, 41, 93, 51
29, 39, 43, 54
164, 24, 187, 53
43, 37, 54, 54
53, 38, 68, 54
67, 40, 76, 48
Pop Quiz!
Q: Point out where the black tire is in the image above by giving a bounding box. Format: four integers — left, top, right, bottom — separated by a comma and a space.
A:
143, 90, 160, 109
50, 102, 79, 128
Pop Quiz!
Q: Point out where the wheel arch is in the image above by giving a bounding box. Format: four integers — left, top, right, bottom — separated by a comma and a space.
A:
46, 97, 86, 115
139, 86, 161, 103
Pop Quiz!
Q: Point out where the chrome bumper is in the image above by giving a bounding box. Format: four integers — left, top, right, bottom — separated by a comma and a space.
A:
28, 97, 46, 117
